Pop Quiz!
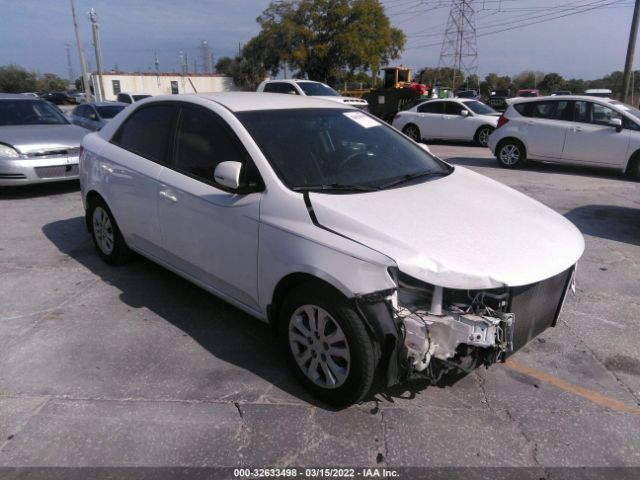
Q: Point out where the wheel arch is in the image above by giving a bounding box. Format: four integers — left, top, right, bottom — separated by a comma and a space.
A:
267, 272, 351, 331
624, 148, 640, 175
496, 136, 528, 157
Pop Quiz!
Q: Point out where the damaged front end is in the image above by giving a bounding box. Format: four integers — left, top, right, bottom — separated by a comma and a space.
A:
361, 266, 576, 385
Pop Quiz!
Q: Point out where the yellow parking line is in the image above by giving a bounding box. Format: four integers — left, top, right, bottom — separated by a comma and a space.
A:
504, 359, 640, 414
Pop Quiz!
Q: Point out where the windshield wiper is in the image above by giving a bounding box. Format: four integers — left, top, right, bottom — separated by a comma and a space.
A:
379, 169, 450, 189
292, 183, 379, 192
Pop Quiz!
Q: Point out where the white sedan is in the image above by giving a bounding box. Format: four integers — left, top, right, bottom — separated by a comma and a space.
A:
392, 98, 500, 147
80, 93, 583, 405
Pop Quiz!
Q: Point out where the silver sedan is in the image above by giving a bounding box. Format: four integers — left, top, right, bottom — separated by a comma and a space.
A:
0, 94, 88, 186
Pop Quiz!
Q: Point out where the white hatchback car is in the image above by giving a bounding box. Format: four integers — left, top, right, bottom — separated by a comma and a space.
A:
488, 95, 640, 179
80, 93, 583, 405
392, 98, 500, 147
257, 79, 368, 109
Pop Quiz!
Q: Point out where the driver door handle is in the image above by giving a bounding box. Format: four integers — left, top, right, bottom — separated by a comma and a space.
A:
159, 190, 177, 203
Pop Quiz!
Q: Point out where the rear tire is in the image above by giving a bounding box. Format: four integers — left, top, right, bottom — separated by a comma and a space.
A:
88, 197, 131, 265
475, 126, 494, 147
626, 154, 640, 181
402, 124, 421, 142
496, 139, 526, 168
278, 283, 376, 406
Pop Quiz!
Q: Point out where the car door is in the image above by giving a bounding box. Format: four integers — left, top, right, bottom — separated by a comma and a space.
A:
562, 101, 631, 166
441, 101, 476, 140
101, 103, 178, 258
517, 100, 572, 160
414, 101, 444, 139
72, 105, 89, 129
156, 103, 262, 311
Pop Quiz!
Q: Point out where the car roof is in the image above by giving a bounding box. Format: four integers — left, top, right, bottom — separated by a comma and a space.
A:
508, 95, 624, 106
263, 79, 322, 85
0, 93, 38, 100
140, 92, 354, 112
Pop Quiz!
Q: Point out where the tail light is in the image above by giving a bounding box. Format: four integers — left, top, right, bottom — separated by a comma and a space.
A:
496, 114, 509, 129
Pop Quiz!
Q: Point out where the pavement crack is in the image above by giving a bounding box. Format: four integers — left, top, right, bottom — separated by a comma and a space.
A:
0, 398, 49, 453
475, 371, 491, 410
378, 408, 388, 467
505, 408, 542, 469
233, 402, 248, 466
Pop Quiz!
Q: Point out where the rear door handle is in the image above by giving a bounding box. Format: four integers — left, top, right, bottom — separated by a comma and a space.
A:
572, 127, 583, 132
159, 190, 177, 203
101, 164, 113, 173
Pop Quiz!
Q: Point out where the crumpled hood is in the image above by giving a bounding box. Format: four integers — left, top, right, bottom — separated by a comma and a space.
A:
309, 166, 584, 289
0, 125, 88, 154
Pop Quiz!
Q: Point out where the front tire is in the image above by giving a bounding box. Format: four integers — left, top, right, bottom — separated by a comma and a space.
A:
475, 126, 494, 147
496, 139, 526, 168
402, 124, 421, 142
88, 197, 131, 265
626, 154, 640, 181
279, 284, 376, 406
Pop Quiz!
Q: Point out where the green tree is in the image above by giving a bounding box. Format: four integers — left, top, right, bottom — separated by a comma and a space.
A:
0, 64, 38, 93
539, 73, 564, 94
37, 73, 68, 92
215, 57, 235, 75
249, 0, 405, 85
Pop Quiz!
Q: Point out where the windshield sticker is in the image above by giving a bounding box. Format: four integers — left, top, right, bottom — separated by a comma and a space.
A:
343, 111, 380, 129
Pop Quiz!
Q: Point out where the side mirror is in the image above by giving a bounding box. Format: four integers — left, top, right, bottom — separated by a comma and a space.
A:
609, 118, 623, 132
418, 143, 432, 154
214, 161, 242, 190
460, 109, 469, 117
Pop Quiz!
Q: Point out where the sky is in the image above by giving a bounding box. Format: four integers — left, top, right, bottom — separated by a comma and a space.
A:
0, 0, 637, 83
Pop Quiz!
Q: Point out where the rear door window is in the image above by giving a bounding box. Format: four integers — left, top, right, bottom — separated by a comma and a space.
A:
112, 104, 177, 163
417, 101, 444, 114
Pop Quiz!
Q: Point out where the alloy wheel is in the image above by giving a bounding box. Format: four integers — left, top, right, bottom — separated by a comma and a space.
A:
92, 206, 115, 255
288, 304, 351, 389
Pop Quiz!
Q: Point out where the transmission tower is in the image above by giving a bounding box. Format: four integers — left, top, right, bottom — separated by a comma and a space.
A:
436, 0, 478, 91
201, 40, 212, 74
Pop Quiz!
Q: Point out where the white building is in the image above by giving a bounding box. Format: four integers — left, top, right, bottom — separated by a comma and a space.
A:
91, 72, 236, 101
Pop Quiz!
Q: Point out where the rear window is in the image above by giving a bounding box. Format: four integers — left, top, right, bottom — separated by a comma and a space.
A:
96, 105, 125, 119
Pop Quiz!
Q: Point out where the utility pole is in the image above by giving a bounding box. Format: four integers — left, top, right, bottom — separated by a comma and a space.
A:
65, 43, 75, 87
201, 40, 212, 74
70, 0, 91, 103
436, 0, 478, 91
89, 9, 106, 102
622, 0, 640, 103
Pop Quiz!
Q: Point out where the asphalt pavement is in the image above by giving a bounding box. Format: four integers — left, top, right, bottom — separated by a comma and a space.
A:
0, 143, 639, 478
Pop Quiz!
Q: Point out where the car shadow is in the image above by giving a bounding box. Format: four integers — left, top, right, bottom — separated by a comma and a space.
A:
42, 216, 450, 410
565, 205, 640, 247
0, 180, 80, 200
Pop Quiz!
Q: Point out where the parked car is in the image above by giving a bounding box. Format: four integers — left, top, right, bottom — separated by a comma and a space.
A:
584, 88, 612, 98
39, 92, 70, 105
487, 89, 511, 110
516, 89, 541, 98
0, 94, 88, 186
488, 95, 640, 179
392, 98, 500, 147
70, 102, 127, 131
257, 79, 368, 109
73, 92, 96, 104
551, 90, 572, 96
455, 89, 481, 100
116, 93, 152, 104
79, 93, 584, 405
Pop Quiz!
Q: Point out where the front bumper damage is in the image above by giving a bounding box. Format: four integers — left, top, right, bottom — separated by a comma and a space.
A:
355, 266, 576, 386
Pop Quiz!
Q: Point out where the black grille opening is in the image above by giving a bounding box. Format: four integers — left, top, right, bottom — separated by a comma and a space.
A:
507, 267, 574, 353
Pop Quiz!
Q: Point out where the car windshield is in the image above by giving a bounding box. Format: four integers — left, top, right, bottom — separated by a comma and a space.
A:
610, 100, 640, 122
96, 105, 126, 119
464, 101, 497, 115
132, 95, 151, 101
237, 108, 452, 192
0, 100, 69, 126
298, 82, 340, 97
